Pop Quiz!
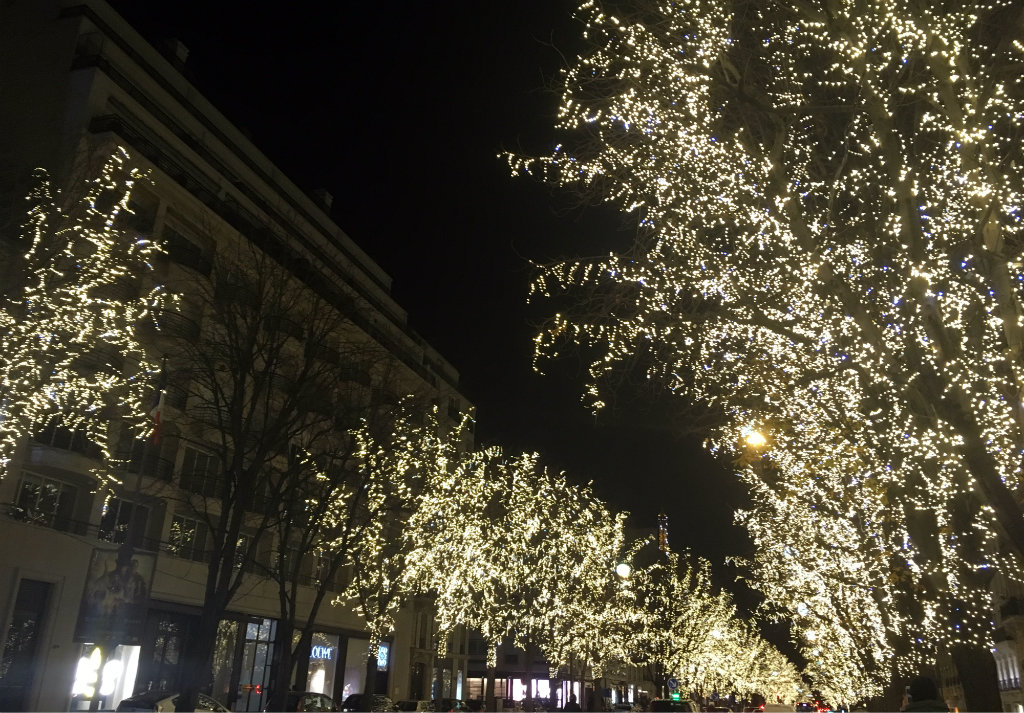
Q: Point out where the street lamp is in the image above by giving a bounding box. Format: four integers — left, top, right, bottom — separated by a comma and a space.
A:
744, 429, 767, 448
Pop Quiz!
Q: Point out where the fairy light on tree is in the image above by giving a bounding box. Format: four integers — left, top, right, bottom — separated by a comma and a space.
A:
508, 0, 1023, 706
404, 446, 635, 708
333, 401, 475, 698
0, 146, 165, 485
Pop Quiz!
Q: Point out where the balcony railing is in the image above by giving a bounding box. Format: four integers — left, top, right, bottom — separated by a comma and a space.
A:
4, 503, 161, 551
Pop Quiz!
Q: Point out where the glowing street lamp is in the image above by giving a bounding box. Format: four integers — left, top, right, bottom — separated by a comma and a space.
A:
744, 429, 767, 448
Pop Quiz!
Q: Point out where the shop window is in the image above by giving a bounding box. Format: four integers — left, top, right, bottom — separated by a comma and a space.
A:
168, 514, 207, 562
306, 633, 339, 696
237, 618, 275, 712
14, 472, 77, 531
0, 579, 51, 711
210, 619, 239, 706
70, 643, 139, 711
180, 446, 220, 497
145, 616, 185, 692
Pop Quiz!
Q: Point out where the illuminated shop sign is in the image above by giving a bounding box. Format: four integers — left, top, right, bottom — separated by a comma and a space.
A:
310, 645, 334, 660
376, 643, 389, 671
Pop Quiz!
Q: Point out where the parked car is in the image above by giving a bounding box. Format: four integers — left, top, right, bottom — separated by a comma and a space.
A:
649, 700, 696, 712
396, 701, 434, 712
116, 690, 229, 712
272, 691, 339, 711
341, 693, 399, 712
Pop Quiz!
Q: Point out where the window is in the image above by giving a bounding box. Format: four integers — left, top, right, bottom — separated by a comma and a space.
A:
98, 497, 149, 547
124, 185, 158, 234
14, 473, 76, 531
163, 225, 211, 276
33, 419, 100, 459
180, 446, 220, 497
168, 514, 207, 562
124, 433, 173, 481
312, 551, 335, 588
233, 534, 250, 570
0, 579, 52, 711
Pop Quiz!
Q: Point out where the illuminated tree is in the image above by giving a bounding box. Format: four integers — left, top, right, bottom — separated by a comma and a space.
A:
509, 0, 1022, 706
628, 550, 733, 698
523, 469, 634, 698
733, 441, 909, 704
405, 448, 632, 709
0, 147, 164, 485
334, 402, 473, 698
262, 354, 410, 712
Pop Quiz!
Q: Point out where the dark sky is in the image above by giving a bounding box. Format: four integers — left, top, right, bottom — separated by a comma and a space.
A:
108, 0, 755, 599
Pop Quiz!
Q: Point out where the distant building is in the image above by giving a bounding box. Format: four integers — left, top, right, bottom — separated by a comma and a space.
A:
0, 1, 470, 710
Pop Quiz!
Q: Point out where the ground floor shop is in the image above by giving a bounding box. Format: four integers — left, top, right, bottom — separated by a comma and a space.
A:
463, 675, 640, 710
45, 601, 390, 712
0, 519, 417, 712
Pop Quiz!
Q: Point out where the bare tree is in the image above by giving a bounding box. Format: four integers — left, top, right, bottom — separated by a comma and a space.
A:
152, 238, 390, 712
334, 402, 473, 699
262, 347, 417, 711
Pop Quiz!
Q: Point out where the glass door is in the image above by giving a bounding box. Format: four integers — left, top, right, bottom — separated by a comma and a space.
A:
234, 618, 275, 712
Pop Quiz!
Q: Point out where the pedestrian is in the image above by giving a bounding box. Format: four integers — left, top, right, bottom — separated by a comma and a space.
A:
900, 676, 948, 712
564, 693, 582, 712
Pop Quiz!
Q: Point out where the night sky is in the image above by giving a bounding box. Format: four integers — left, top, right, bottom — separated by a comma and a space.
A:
108, 0, 756, 603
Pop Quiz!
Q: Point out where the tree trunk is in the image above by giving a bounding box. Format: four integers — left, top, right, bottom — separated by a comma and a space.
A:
485, 664, 497, 712
364, 649, 378, 696
267, 618, 295, 712
292, 628, 314, 691
951, 643, 1001, 712
175, 604, 222, 711
526, 641, 536, 705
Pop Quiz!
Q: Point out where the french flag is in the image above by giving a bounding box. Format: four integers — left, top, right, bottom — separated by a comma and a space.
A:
150, 362, 167, 444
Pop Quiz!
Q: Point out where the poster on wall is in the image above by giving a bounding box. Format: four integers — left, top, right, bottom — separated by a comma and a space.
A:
74, 546, 155, 645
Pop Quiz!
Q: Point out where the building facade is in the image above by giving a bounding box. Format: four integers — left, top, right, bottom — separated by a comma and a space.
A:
0, 1, 471, 710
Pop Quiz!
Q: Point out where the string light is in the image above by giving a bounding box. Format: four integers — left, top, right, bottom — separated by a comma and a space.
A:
0, 147, 167, 488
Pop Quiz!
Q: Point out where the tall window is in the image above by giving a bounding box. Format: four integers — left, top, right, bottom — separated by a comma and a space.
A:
168, 514, 207, 562
0, 579, 52, 711
313, 551, 336, 588
15, 473, 76, 531
98, 498, 149, 548
233, 534, 250, 571
33, 419, 100, 458
179, 446, 219, 497
124, 433, 173, 481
